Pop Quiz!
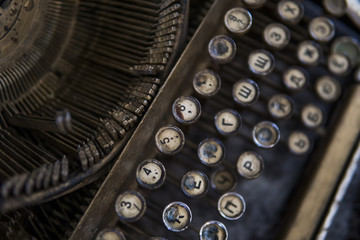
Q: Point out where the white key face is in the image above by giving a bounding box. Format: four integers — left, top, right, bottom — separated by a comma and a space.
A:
224, 8, 252, 34
155, 125, 185, 155
236, 151, 264, 179
96, 229, 126, 240
252, 121, 280, 148
214, 109, 241, 135
327, 53, 350, 75
163, 202, 192, 232
301, 104, 324, 128
288, 131, 311, 155
193, 70, 221, 96
198, 138, 225, 166
263, 23, 290, 49
218, 192, 246, 220
283, 67, 308, 90
315, 76, 341, 102
268, 94, 294, 119
309, 17, 335, 42
211, 169, 237, 192
232, 79, 259, 106
243, 0, 267, 8
208, 35, 236, 63
115, 191, 146, 222
297, 41, 321, 65
200, 221, 228, 240
248, 50, 275, 75
136, 159, 165, 189
278, 0, 303, 23
181, 171, 209, 198
172, 96, 201, 124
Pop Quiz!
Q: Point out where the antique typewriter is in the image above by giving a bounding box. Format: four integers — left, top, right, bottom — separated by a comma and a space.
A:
0, 0, 360, 239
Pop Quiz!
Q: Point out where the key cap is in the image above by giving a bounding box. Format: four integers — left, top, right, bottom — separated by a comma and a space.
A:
297, 40, 322, 66
277, 0, 304, 24
268, 94, 294, 119
95, 228, 126, 240
224, 8, 253, 35
308, 17, 335, 43
283, 66, 308, 91
288, 131, 312, 155
232, 79, 260, 106
236, 151, 264, 179
199, 220, 228, 240
115, 190, 146, 222
136, 159, 166, 190
217, 192, 246, 220
252, 121, 280, 148
181, 170, 209, 198
323, 0, 346, 17
327, 53, 351, 76
193, 69, 221, 97
214, 109, 242, 136
315, 76, 341, 102
172, 96, 201, 124
263, 23, 291, 50
301, 104, 325, 128
243, 0, 267, 9
208, 35, 237, 64
198, 138, 225, 167
248, 49, 275, 75
155, 125, 185, 155
162, 201, 192, 232
210, 168, 237, 193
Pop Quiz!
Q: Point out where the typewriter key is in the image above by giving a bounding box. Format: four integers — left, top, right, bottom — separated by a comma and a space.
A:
323, 0, 347, 17
308, 17, 335, 43
214, 109, 242, 136
243, 0, 266, 9
327, 53, 351, 76
297, 41, 322, 66
208, 35, 237, 64
232, 79, 260, 106
115, 190, 146, 222
193, 69, 221, 97
283, 66, 308, 91
315, 76, 341, 102
198, 138, 225, 167
181, 171, 209, 198
263, 23, 291, 50
155, 125, 185, 155
199, 220, 228, 240
248, 49, 275, 75
224, 8, 252, 35
301, 103, 325, 128
162, 201, 192, 232
218, 192, 246, 220
210, 168, 237, 192
252, 121, 280, 148
172, 96, 201, 124
288, 131, 311, 155
95, 228, 126, 240
277, 0, 304, 24
136, 159, 166, 190
268, 94, 294, 119
236, 151, 264, 179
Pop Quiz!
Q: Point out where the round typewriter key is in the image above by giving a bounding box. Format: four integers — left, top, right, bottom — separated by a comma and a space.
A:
199, 220, 228, 240
297, 41, 322, 66
263, 23, 290, 50
323, 0, 347, 17
210, 168, 237, 192
181, 171, 209, 198
277, 0, 304, 24
214, 109, 242, 136
198, 138, 225, 167
308, 17, 335, 43
283, 66, 308, 91
115, 190, 146, 222
172, 96, 201, 124
331, 37, 360, 66
193, 69, 221, 97
236, 151, 264, 180
136, 159, 166, 190
268, 94, 294, 119
243, 0, 266, 9
252, 121, 280, 148
288, 131, 311, 155
301, 104, 325, 128
224, 8, 252, 35
315, 76, 341, 102
218, 192, 246, 220
327, 53, 351, 76
96, 228, 126, 240
208, 35, 237, 64
155, 125, 185, 155
248, 49, 275, 75
232, 79, 260, 106
162, 202, 192, 232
